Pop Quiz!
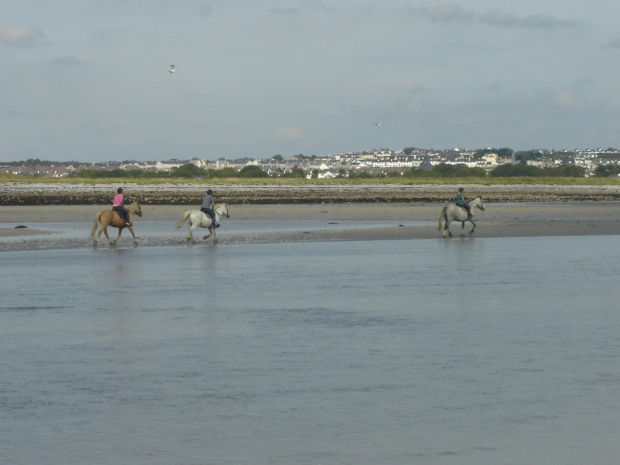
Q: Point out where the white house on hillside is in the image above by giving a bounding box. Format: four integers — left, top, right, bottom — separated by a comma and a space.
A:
156, 159, 186, 171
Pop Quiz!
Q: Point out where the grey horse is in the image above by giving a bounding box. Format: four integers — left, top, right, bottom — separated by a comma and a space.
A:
438, 196, 485, 237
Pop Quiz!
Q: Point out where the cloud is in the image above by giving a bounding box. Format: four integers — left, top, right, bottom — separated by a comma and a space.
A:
413, 4, 583, 29
52, 55, 83, 66
200, 4, 213, 18
269, 8, 300, 15
0, 27, 45, 47
428, 4, 475, 23
479, 10, 582, 29
555, 91, 586, 110
271, 127, 304, 142
605, 37, 620, 48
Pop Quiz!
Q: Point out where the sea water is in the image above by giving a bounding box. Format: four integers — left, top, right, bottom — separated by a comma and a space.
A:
2, 235, 620, 465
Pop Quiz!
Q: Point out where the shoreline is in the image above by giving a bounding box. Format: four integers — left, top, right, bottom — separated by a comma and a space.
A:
2, 201, 620, 252
4, 182, 620, 205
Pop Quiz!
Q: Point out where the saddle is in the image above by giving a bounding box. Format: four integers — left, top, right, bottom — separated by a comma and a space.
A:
201, 209, 219, 227
112, 206, 131, 224
456, 204, 472, 218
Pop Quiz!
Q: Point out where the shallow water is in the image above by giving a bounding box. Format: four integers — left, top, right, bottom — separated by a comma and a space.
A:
0, 219, 423, 251
2, 236, 620, 465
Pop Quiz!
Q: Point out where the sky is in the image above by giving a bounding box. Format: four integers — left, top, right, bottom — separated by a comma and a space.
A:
2, 0, 620, 163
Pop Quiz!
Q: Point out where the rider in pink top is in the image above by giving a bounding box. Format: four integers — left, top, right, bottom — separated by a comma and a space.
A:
112, 187, 131, 226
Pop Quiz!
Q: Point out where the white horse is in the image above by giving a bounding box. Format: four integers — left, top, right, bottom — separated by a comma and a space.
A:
175, 203, 230, 244
438, 196, 485, 238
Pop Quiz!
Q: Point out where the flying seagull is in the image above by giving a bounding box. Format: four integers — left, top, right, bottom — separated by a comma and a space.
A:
169, 65, 176, 74
373, 119, 382, 127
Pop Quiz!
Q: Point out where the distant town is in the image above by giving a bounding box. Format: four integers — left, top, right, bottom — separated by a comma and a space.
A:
2, 146, 620, 178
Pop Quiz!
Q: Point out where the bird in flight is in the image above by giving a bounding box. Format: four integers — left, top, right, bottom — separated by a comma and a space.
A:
373, 119, 382, 127
169, 65, 176, 74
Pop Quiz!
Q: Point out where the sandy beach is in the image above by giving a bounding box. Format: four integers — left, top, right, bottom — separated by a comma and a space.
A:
3, 181, 620, 249
2, 201, 620, 252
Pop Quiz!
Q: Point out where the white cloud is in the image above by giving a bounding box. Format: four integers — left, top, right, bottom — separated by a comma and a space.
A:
271, 127, 305, 142
0, 27, 45, 47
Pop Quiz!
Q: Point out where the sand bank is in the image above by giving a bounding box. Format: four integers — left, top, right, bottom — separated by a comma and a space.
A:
2, 202, 620, 252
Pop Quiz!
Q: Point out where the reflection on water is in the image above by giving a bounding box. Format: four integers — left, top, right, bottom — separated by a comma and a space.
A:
2, 236, 620, 465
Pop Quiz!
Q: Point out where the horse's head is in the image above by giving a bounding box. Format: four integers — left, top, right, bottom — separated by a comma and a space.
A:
133, 202, 144, 217
217, 203, 230, 219
474, 197, 485, 211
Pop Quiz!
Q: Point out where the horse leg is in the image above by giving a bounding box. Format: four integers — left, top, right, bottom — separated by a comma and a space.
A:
212, 228, 218, 244
111, 227, 123, 247
93, 225, 103, 246
201, 220, 213, 241
460, 221, 466, 237
102, 226, 113, 245
444, 219, 452, 238
469, 218, 477, 235
97, 223, 114, 245
126, 225, 139, 245
188, 224, 197, 244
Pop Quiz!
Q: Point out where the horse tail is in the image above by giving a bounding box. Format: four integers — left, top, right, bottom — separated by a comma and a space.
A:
91, 212, 101, 238
438, 206, 447, 231
176, 211, 191, 229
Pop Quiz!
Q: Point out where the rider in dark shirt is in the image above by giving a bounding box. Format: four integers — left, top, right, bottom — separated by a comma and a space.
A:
456, 187, 472, 219
200, 189, 219, 228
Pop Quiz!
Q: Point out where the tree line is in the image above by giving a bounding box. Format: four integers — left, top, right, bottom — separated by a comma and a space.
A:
70, 161, 589, 179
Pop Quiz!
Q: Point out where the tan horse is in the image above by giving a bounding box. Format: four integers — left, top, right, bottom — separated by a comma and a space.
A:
91, 202, 143, 247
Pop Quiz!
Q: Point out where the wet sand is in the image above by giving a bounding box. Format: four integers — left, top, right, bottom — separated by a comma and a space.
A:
2, 202, 620, 252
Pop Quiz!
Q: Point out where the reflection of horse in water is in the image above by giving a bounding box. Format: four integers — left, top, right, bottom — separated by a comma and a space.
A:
176, 204, 230, 244
91, 202, 143, 247
438, 196, 485, 237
